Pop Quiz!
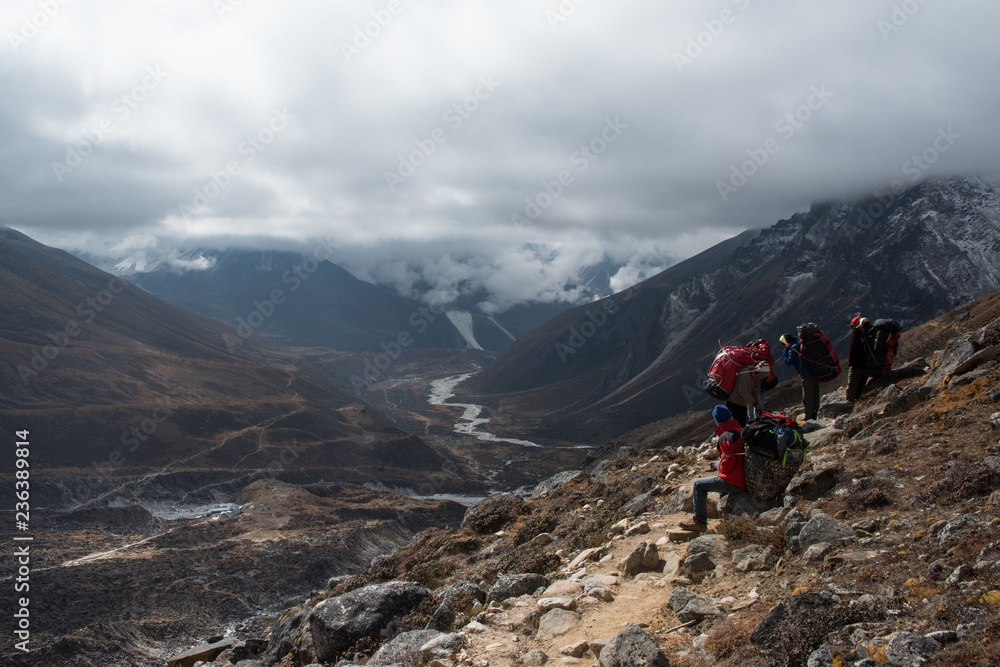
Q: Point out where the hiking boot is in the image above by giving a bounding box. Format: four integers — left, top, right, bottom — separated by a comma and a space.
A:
679, 517, 707, 532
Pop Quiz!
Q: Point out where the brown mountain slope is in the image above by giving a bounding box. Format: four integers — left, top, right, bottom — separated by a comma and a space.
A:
0, 228, 476, 509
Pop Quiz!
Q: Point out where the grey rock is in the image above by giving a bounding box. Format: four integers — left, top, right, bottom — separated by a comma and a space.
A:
736, 545, 778, 572
538, 608, 581, 638
731, 545, 763, 566
309, 581, 432, 663
924, 337, 977, 388
945, 564, 972, 586
984, 456, 1000, 473
807, 643, 836, 667
234, 661, 264, 667
798, 513, 854, 551
531, 470, 581, 498
419, 632, 465, 663
938, 513, 989, 547
757, 507, 788, 525
991, 413, 1000, 430
522, 649, 549, 666
598, 623, 670, 667
925, 630, 958, 644
804, 542, 831, 561
622, 491, 656, 516
682, 551, 716, 574
327, 575, 353, 591
488, 573, 549, 603
664, 486, 693, 514
717, 491, 778, 517
369, 629, 442, 666
786, 466, 840, 501
435, 581, 488, 608
262, 607, 309, 667
885, 631, 942, 665
786, 519, 808, 549
668, 587, 724, 622
883, 386, 933, 417
819, 401, 854, 418
685, 534, 728, 561
619, 541, 660, 577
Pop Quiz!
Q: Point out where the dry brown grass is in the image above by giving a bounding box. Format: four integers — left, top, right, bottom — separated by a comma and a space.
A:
716, 515, 786, 552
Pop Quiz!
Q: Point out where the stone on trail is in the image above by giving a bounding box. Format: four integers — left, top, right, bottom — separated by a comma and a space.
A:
598, 623, 670, 667
537, 608, 581, 639
618, 541, 661, 577
797, 513, 853, 551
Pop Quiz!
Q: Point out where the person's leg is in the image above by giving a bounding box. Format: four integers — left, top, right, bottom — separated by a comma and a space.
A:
803, 377, 820, 420
691, 476, 745, 524
726, 401, 748, 427
846, 366, 866, 402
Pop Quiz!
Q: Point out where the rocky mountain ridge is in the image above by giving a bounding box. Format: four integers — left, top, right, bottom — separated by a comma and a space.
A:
465, 177, 1000, 444
162, 288, 1000, 667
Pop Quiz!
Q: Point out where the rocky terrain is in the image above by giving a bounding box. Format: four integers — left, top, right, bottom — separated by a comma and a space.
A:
165, 289, 1000, 667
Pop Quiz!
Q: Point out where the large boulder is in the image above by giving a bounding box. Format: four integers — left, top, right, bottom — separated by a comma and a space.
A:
462, 493, 529, 533
685, 534, 728, 561
598, 623, 670, 667
798, 513, 853, 551
308, 581, 432, 663
785, 466, 840, 501
262, 607, 314, 667
488, 573, 549, 603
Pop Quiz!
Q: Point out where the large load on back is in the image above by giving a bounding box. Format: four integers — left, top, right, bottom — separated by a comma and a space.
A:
861, 318, 901, 377
741, 412, 808, 498
705, 345, 757, 400
746, 338, 778, 390
797, 323, 841, 382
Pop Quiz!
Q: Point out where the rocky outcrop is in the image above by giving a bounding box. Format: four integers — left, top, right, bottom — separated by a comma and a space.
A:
598, 623, 670, 667
462, 493, 530, 534
308, 581, 432, 663
487, 574, 549, 604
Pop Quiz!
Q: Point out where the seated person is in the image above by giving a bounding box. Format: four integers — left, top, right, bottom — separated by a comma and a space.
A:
679, 405, 747, 532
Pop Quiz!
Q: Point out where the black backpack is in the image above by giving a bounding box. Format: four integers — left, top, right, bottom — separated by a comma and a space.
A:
861, 319, 901, 378
742, 412, 808, 466
797, 323, 841, 382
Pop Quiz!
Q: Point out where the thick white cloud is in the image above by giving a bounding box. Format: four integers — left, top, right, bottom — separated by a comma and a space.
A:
3, 0, 999, 305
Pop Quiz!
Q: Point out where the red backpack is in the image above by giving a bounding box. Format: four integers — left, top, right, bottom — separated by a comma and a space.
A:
706, 345, 757, 398
746, 338, 778, 389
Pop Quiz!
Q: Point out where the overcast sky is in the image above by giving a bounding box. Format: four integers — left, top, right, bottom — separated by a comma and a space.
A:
2, 0, 999, 307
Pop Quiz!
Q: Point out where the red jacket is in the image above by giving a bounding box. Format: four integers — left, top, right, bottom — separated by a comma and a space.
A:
713, 419, 747, 488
